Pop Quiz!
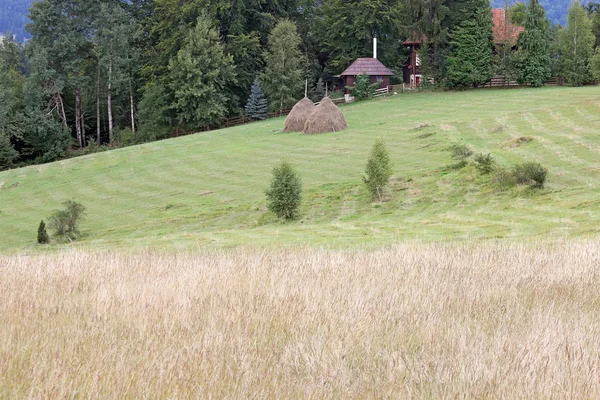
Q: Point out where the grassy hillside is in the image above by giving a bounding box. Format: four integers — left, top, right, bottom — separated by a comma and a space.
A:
1, 86, 600, 252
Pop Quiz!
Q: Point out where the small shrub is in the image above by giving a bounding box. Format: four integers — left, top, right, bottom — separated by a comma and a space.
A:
492, 166, 517, 188
266, 161, 302, 220
450, 143, 473, 162
513, 162, 548, 188
347, 72, 381, 101
449, 143, 473, 169
363, 140, 393, 201
472, 153, 495, 174
114, 127, 138, 147
37, 220, 49, 244
48, 200, 86, 241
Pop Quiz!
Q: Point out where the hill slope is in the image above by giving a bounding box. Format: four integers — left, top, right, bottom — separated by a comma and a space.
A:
1, 86, 600, 252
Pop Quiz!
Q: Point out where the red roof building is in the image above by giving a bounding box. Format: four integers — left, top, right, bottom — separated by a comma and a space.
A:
492, 8, 524, 44
402, 8, 524, 87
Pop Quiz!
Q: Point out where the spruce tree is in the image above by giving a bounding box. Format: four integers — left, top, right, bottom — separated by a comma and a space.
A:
517, 0, 551, 87
311, 78, 325, 102
446, 0, 494, 89
37, 220, 49, 244
245, 78, 268, 120
558, 2, 595, 86
266, 161, 302, 220
262, 20, 303, 114
169, 14, 237, 129
363, 140, 393, 201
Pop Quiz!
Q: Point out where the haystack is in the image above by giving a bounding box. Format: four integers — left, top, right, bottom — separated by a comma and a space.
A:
284, 97, 315, 132
303, 97, 348, 134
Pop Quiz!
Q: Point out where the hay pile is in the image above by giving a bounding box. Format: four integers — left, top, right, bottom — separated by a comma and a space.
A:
284, 97, 315, 132
303, 97, 348, 134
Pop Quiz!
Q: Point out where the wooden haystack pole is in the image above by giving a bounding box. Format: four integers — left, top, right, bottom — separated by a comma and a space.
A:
303, 97, 348, 134
284, 97, 315, 132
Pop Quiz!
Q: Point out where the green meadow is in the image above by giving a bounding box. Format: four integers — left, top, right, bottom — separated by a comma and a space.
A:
1, 86, 600, 252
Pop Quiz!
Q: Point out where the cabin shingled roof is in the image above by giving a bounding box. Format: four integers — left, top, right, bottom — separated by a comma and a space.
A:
340, 58, 394, 77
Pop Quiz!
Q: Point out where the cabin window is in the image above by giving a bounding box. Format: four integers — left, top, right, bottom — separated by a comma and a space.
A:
376, 76, 383, 82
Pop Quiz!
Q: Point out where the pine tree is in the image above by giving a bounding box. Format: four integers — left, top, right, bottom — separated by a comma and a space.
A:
245, 78, 268, 120
447, 0, 494, 89
0, 132, 18, 171
313, 78, 325, 101
169, 14, 237, 129
558, 1, 595, 86
265, 161, 302, 220
37, 220, 49, 244
262, 20, 304, 114
363, 140, 393, 201
517, 0, 552, 87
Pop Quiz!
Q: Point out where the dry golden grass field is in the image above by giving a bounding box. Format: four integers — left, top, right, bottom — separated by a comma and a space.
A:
2, 241, 600, 398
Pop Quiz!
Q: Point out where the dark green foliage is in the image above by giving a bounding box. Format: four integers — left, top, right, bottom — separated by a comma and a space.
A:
473, 153, 495, 174
48, 200, 86, 241
591, 48, 600, 81
517, 0, 551, 87
0, 132, 18, 171
262, 20, 303, 114
137, 83, 171, 141
245, 78, 268, 120
14, 108, 72, 163
558, 2, 595, 86
311, 78, 325, 102
447, 0, 494, 89
114, 127, 136, 147
37, 220, 49, 244
266, 161, 302, 220
363, 140, 393, 201
513, 162, 548, 188
347, 73, 380, 101
322, 0, 405, 74
226, 33, 263, 115
169, 14, 237, 129
450, 144, 473, 162
508, 2, 527, 25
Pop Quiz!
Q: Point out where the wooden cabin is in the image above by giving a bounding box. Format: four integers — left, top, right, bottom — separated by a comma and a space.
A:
339, 58, 394, 97
402, 8, 524, 88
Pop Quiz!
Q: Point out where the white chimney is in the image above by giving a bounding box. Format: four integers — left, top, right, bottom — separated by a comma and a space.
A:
373, 38, 377, 59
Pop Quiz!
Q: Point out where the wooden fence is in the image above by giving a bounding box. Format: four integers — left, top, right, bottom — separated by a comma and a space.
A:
374, 87, 390, 97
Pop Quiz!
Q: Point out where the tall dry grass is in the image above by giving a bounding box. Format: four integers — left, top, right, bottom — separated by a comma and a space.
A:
1, 241, 600, 398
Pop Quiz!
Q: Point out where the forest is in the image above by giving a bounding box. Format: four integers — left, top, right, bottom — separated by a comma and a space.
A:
2, 0, 600, 171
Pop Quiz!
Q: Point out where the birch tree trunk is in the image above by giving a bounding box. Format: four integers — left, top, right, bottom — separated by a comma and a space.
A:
97, 67, 101, 144
75, 88, 83, 148
107, 56, 113, 144
130, 85, 136, 135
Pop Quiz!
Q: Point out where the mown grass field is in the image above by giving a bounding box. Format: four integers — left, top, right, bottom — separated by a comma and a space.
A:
1, 86, 600, 251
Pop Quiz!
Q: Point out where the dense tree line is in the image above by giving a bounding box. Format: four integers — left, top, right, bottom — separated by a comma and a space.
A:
1, 0, 600, 171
